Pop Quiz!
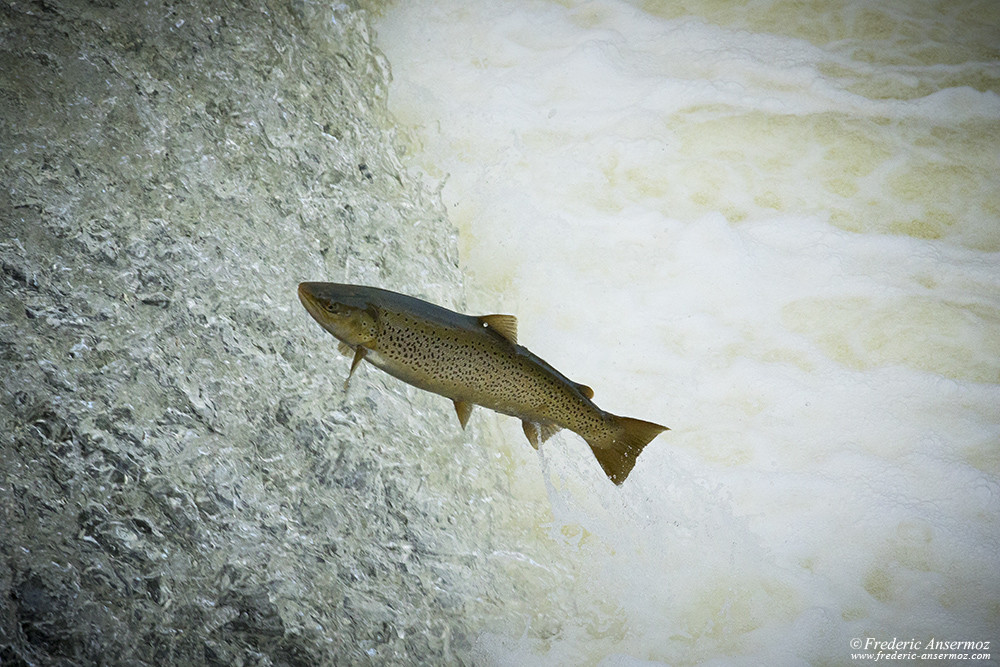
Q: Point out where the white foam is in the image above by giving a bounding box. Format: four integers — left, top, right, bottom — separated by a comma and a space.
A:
375, 0, 1000, 662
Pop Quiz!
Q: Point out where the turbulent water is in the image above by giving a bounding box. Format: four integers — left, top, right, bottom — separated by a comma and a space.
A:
2, 0, 997, 665
1, 1, 522, 664
373, 0, 1000, 664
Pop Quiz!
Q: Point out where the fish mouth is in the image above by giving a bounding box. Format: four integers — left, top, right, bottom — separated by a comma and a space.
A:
297, 281, 313, 304
297, 282, 317, 302
297, 282, 324, 322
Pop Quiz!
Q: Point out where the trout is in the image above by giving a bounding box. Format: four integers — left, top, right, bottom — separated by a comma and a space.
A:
298, 282, 667, 484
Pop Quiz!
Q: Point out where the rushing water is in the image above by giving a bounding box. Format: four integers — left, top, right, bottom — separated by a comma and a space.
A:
3, 0, 997, 663
374, 0, 1000, 663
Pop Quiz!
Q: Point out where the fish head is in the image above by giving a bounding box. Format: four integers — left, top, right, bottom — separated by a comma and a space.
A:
298, 282, 378, 347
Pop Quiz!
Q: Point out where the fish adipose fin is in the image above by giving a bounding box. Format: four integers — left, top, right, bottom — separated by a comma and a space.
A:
589, 416, 668, 485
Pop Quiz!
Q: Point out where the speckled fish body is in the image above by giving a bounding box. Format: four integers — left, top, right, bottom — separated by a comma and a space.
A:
298, 282, 667, 484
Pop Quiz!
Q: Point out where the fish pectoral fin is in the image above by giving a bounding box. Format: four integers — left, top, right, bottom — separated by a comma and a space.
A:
521, 420, 561, 449
343, 346, 367, 391
478, 314, 518, 345
337, 342, 354, 357
453, 400, 474, 429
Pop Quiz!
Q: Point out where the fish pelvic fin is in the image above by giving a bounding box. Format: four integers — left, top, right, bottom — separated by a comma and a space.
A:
588, 416, 668, 485
453, 400, 474, 429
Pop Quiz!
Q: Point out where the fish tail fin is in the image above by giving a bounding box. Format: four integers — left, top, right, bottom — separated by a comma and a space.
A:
588, 416, 668, 485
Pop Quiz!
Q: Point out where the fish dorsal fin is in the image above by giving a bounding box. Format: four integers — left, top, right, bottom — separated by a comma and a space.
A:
576, 383, 594, 399
478, 314, 518, 344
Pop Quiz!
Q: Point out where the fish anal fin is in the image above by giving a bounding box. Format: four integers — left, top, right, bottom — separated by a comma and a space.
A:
478, 314, 518, 344
522, 420, 541, 449
344, 346, 367, 391
539, 422, 561, 442
453, 400, 474, 429
576, 383, 594, 399
522, 420, 561, 450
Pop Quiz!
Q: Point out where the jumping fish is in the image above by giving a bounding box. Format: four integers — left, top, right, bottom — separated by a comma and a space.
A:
298, 282, 667, 484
